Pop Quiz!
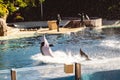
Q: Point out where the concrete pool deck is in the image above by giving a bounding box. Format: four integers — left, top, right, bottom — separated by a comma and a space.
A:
36, 27, 85, 34
0, 27, 85, 40
1, 19, 120, 40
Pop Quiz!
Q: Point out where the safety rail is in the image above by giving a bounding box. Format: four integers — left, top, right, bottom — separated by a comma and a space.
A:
0, 63, 81, 80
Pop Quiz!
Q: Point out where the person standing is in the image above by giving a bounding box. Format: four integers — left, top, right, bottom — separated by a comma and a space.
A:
56, 14, 61, 32
78, 13, 85, 27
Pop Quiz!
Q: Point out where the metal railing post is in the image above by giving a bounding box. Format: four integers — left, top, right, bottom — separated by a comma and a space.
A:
75, 63, 81, 80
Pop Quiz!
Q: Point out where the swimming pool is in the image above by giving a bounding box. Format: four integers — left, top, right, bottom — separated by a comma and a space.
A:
0, 36, 44, 69
0, 29, 120, 80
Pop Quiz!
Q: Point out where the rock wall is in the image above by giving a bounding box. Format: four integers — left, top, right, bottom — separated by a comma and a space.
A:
0, 18, 7, 36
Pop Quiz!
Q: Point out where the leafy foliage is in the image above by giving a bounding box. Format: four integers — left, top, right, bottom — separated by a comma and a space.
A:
15, 0, 27, 8
0, 4, 9, 18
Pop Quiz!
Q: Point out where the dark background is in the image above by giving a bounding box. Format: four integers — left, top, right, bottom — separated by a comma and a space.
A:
7, 0, 120, 22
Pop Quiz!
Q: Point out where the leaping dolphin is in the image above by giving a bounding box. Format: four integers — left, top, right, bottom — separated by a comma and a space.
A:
40, 35, 53, 57
80, 48, 90, 60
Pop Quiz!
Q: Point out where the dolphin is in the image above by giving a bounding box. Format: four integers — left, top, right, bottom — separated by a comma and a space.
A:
40, 35, 53, 57
80, 48, 90, 60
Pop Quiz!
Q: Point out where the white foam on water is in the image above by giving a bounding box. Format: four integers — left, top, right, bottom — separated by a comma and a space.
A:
25, 34, 120, 79
31, 51, 78, 64
1, 57, 120, 80
31, 50, 109, 65
100, 39, 120, 49
18, 53, 120, 80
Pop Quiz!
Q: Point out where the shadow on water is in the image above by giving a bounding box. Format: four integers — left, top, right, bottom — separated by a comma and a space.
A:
49, 76, 74, 80
82, 69, 120, 80
90, 70, 120, 80
49, 69, 120, 80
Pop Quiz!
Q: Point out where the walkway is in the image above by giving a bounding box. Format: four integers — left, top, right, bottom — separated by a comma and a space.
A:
7, 20, 69, 29
0, 27, 85, 40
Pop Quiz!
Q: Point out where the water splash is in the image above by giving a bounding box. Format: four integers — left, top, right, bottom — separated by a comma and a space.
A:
31, 50, 109, 65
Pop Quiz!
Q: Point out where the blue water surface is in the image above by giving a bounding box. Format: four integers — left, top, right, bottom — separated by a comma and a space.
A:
0, 36, 40, 70
0, 33, 120, 80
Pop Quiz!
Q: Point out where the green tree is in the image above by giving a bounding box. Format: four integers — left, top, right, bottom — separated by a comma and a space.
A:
0, 0, 46, 21
0, 4, 9, 19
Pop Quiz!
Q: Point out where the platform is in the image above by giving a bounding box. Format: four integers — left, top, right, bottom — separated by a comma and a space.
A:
36, 27, 84, 34
0, 27, 85, 40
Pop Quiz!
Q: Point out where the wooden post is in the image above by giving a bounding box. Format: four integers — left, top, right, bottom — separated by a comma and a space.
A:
11, 69, 16, 80
75, 63, 81, 80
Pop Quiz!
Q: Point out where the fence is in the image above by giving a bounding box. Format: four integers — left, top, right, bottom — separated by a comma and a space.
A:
0, 63, 81, 80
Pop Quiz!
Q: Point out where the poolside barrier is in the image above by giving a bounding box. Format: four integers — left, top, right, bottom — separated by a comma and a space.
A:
9, 63, 81, 80
64, 63, 81, 80
75, 63, 81, 80
64, 64, 74, 73
11, 69, 16, 80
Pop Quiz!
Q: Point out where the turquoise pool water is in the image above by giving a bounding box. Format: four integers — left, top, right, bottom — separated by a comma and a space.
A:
0, 36, 40, 70
0, 32, 120, 80
0, 34, 70, 70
